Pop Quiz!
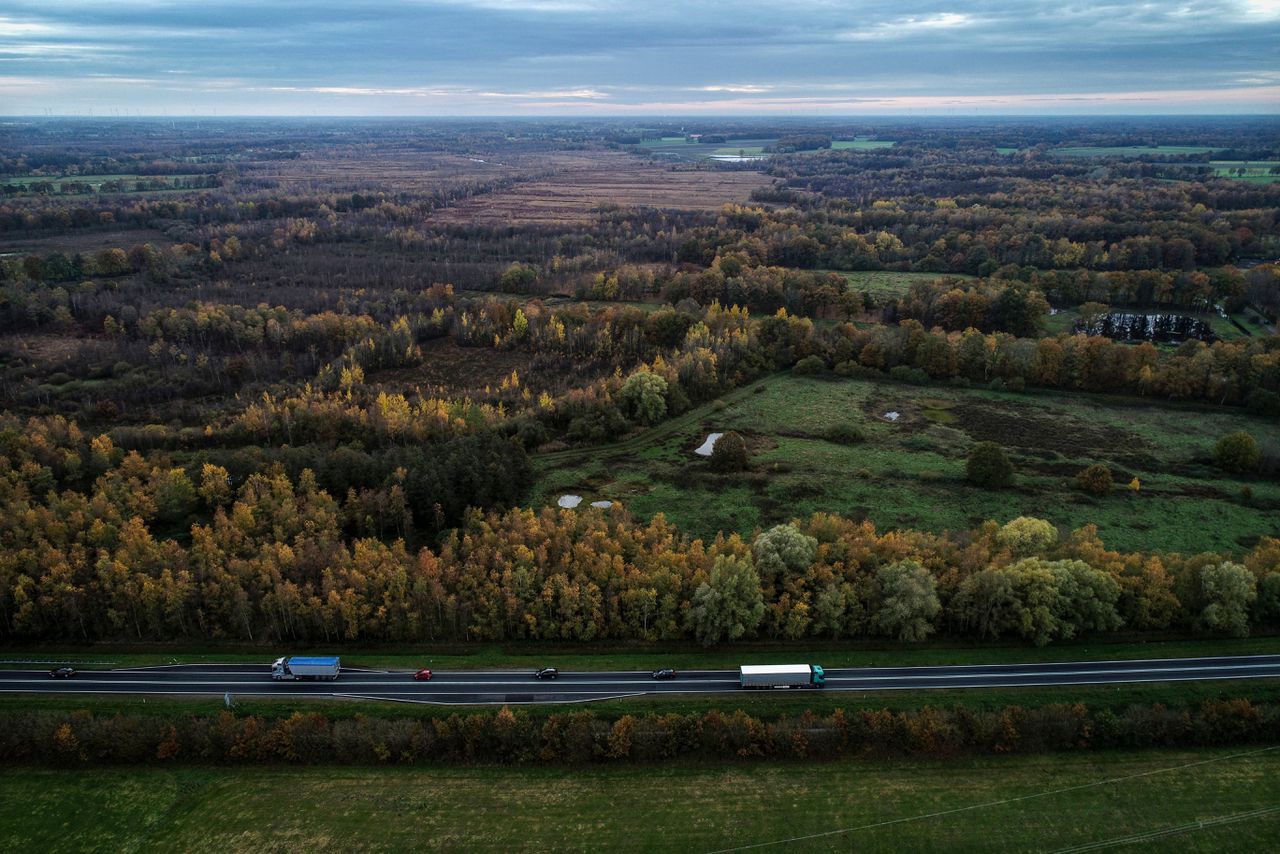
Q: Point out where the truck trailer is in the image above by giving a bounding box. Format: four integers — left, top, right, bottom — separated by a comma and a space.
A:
271, 656, 341, 681
739, 664, 825, 689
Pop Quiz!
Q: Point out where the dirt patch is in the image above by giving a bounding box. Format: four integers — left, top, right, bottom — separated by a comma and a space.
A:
0, 227, 174, 254
951, 400, 1148, 458
0, 332, 112, 366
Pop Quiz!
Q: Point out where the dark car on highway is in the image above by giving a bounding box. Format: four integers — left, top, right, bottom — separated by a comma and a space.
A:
651, 668, 677, 680
534, 667, 559, 680
49, 666, 76, 678
413, 668, 432, 681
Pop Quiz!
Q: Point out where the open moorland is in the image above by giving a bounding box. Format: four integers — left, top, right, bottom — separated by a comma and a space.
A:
533, 373, 1280, 553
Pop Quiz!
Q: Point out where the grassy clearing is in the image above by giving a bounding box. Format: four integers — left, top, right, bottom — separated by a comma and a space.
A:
831, 139, 896, 149
533, 374, 1280, 552
3, 749, 1279, 852
820, 269, 973, 299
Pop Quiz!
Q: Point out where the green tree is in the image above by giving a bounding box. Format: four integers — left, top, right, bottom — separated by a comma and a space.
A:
1194, 561, 1257, 637
618, 370, 668, 426
497, 262, 538, 293
1043, 558, 1123, 639
687, 554, 765, 645
753, 524, 817, 589
709, 431, 749, 472
966, 442, 1014, 488
1214, 432, 1260, 473
873, 560, 941, 641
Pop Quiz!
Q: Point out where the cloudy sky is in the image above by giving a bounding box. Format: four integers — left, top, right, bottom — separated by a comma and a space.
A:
1, 1, 1278, 115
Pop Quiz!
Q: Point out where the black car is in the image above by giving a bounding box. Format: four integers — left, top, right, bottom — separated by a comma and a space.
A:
49, 666, 76, 679
651, 668, 677, 680
534, 667, 559, 680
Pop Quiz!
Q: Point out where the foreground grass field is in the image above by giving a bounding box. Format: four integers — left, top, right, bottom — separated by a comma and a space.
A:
3, 748, 1278, 852
533, 374, 1279, 552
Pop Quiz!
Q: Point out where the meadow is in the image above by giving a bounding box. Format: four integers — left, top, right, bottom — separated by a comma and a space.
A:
3, 748, 1277, 852
532, 374, 1280, 553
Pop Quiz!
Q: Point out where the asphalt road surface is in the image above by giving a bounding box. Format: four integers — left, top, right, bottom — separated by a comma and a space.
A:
4, 654, 1280, 705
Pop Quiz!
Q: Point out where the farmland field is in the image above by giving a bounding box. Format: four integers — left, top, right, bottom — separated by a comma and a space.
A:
532, 374, 1280, 552
428, 151, 772, 224
831, 138, 896, 149
3, 749, 1278, 852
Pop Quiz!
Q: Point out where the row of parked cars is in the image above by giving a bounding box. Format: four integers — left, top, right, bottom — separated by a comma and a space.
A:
410, 667, 678, 681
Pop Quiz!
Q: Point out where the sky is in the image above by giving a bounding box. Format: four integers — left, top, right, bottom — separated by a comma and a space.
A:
1, 0, 1278, 116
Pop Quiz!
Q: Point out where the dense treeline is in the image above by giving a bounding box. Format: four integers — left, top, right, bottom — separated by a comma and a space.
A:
3, 698, 1277, 766
2, 414, 1278, 644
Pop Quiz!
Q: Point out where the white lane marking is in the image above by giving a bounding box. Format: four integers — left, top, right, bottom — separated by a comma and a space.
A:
335, 693, 648, 706
826, 652, 1280, 674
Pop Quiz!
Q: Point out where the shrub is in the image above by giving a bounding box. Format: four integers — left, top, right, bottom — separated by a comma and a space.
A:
1076, 464, 1113, 495
709, 431, 749, 472
825, 422, 866, 445
966, 442, 1013, 488
889, 365, 929, 385
792, 355, 826, 376
997, 516, 1058, 556
1214, 431, 1260, 473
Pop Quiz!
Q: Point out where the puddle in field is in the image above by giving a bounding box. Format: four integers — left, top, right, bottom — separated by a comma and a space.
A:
557, 495, 583, 508
883, 411, 900, 422
695, 433, 724, 456
590, 500, 613, 509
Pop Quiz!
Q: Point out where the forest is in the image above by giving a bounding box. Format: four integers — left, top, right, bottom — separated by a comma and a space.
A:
0, 116, 1277, 647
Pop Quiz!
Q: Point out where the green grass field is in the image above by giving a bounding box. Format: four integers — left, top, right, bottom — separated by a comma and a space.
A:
533, 374, 1280, 552
1208, 161, 1280, 183
3, 748, 1278, 852
831, 139, 896, 150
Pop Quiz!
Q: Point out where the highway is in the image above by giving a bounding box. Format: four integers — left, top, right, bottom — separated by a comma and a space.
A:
3, 654, 1280, 705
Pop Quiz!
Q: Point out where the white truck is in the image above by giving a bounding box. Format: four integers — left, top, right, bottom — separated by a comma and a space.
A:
271, 655, 341, 681
739, 664, 825, 689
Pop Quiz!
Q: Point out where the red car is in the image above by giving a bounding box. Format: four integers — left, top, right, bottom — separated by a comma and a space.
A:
413, 668, 432, 681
